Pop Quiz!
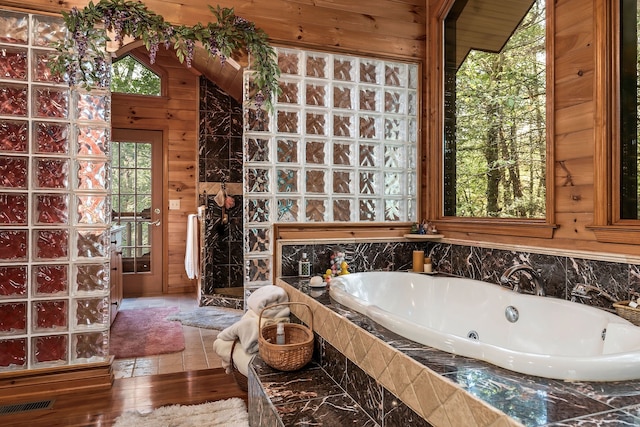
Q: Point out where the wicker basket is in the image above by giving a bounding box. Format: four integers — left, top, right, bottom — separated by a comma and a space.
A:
613, 301, 640, 326
230, 339, 248, 391
258, 302, 314, 371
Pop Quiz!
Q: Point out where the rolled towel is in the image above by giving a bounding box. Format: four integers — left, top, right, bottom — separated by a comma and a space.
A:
218, 317, 260, 354
213, 338, 253, 376
242, 309, 289, 328
247, 285, 289, 317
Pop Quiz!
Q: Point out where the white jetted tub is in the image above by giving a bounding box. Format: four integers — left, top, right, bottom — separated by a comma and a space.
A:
328, 271, 640, 381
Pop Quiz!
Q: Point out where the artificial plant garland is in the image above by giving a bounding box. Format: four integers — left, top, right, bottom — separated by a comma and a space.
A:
51, 0, 280, 109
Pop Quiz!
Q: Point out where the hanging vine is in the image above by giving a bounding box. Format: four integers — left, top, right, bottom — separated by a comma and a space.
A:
51, 0, 280, 109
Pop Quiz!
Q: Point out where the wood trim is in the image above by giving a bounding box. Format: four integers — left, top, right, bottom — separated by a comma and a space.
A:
588, 225, 640, 245
0, 358, 114, 400
433, 218, 556, 238
273, 222, 413, 241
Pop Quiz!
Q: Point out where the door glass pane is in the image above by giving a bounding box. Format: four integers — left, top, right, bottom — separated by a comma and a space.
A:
111, 140, 154, 273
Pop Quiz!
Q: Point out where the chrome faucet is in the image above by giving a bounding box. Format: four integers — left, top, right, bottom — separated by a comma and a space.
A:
570, 283, 617, 303
500, 264, 545, 296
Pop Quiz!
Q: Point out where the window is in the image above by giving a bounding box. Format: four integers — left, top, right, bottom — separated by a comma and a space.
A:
443, 0, 547, 219
111, 54, 161, 96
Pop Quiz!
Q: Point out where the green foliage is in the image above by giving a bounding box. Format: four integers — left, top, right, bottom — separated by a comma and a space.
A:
453, 0, 546, 218
111, 55, 161, 95
50, 0, 280, 110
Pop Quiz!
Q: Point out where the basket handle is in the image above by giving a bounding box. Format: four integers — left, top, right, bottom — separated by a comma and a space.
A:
258, 301, 313, 332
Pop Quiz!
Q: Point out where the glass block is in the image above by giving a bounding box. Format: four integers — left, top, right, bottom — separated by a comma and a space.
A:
277, 198, 299, 222
0, 83, 28, 116
305, 140, 326, 164
333, 199, 352, 222
0, 120, 28, 152
0, 12, 28, 44
360, 143, 378, 167
384, 172, 402, 195
334, 56, 355, 81
385, 90, 405, 114
0, 192, 27, 224
246, 258, 271, 282
305, 199, 327, 222
33, 86, 69, 118
74, 297, 109, 328
0, 302, 26, 335
360, 171, 377, 194
305, 83, 327, 106
276, 138, 298, 163
359, 199, 377, 221
305, 111, 326, 136
278, 50, 300, 75
35, 229, 69, 260
408, 117, 417, 143
75, 228, 109, 259
333, 84, 354, 109
0, 338, 26, 371
276, 110, 299, 134
385, 63, 407, 87
33, 335, 67, 365
359, 115, 379, 139
34, 122, 69, 154
245, 108, 270, 132
407, 91, 417, 116
333, 170, 354, 194
277, 80, 300, 104
76, 160, 107, 190
74, 263, 109, 295
333, 114, 354, 137
34, 194, 69, 225
359, 87, 380, 111
408, 64, 418, 89
77, 195, 108, 225
33, 15, 66, 47
360, 60, 380, 84
306, 53, 328, 78
246, 227, 271, 253
384, 117, 405, 141
0, 47, 27, 80
333, 142, 353, 165
35, 157, 69, 189
276, 168, 298, 193
385, 199, 401, 221
77, 125, 109, 157
246, 198, 270, 223
306, 170, 326, 193
0, 229, 27, 261
0, 266, 27, 298
32, 49, 66, 83
384, 144, 405, 168
34, 264, 68, 296
33, 300, 68, 332
246, 168, 270, 193
76, 92, 109, 122
72, 331, 108, 361
245, 137, 270, 162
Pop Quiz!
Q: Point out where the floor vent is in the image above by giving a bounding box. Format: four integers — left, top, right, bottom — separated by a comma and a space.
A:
0, 399, 55, 415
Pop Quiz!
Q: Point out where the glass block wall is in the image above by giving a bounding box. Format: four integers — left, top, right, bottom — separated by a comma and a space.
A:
0, 10, 111, 371
243, 47, 419, 286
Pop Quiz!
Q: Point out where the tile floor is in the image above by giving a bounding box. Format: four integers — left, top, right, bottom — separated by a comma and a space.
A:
111, 294, 225, 379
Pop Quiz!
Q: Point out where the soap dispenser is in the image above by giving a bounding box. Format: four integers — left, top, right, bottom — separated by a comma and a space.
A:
276, 323, 285, 345
298, 252, 311, 277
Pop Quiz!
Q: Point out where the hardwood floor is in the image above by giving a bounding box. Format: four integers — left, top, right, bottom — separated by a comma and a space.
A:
0, 367, 247, 427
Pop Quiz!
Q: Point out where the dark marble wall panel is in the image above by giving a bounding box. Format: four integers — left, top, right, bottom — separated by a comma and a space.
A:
199, 77, 244, 296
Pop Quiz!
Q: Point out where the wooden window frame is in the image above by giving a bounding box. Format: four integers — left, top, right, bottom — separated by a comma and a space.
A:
425, 0, 557, 239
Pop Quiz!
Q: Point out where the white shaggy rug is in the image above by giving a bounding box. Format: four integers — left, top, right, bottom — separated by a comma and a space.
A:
166, 306, 243, 330
113, 397, 249, 427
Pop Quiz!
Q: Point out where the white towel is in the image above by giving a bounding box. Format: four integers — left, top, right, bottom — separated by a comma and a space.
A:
247, 285, 289, 317
213, 338, 254, 376
217, 317, 260, 354
185, 214, 199, 280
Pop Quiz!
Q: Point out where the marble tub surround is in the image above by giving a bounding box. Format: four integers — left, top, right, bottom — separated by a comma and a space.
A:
277, 277, 640, 427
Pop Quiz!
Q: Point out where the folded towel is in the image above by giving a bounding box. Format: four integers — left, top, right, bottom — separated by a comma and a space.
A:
213, 338, 254, 376
247, 285, 289, 317
218, 317, 260, 354
242, 309, 290, 327
184, 214, 199, 280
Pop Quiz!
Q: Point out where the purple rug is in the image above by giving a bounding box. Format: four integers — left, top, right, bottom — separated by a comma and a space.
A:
110, 306, 185, 358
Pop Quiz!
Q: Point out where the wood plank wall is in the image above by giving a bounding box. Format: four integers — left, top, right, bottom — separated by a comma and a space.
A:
7, 0, 639, 274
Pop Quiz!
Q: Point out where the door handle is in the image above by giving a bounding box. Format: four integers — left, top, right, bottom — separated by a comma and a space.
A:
150, 219, 161, 227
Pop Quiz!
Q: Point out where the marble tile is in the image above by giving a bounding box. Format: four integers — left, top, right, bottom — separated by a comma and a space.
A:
276, 393, 379, 426
345, 357, 383, 422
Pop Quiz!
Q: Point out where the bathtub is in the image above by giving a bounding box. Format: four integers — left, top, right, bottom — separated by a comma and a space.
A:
328, 271, 640, 382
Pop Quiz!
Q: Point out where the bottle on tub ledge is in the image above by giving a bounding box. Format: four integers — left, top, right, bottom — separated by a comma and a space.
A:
298, 252, 311, 277
276, 322, 285, 345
